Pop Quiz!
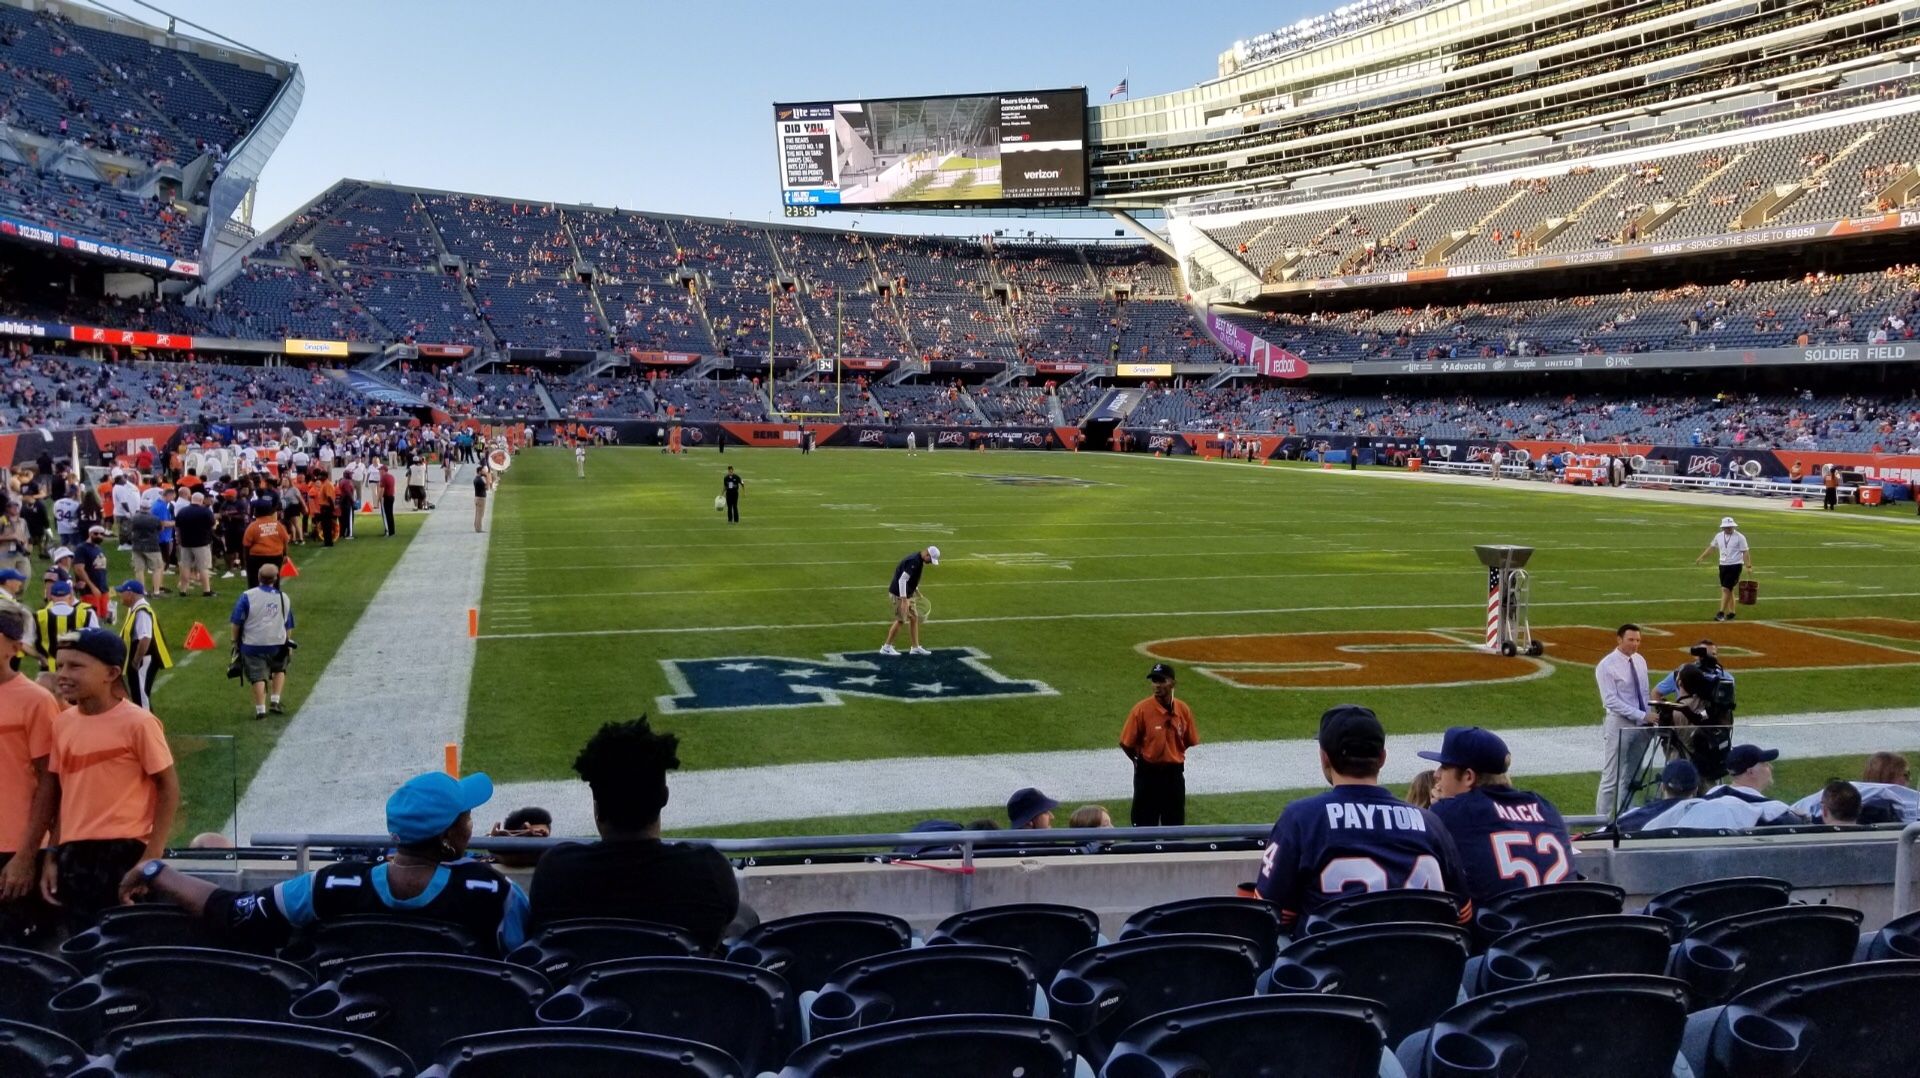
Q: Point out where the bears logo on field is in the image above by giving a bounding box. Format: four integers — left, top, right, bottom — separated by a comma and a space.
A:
657, 647, 1056, 713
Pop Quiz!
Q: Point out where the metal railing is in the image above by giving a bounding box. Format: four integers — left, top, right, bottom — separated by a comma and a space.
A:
1894, 822, 1920, 914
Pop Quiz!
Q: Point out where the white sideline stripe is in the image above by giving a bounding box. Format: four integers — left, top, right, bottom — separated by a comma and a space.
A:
510, 563, 1911, 602
474, 591, 1920, 641
230, 471, 486, 837
486, 706, 1920, 829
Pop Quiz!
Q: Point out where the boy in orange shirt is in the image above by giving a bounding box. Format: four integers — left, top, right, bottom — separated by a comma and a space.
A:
0, 606, 61, 944
42, 628, 178, 933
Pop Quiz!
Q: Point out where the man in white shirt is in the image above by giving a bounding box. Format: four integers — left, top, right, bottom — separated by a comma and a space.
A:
1695, 516, 1752, 622
1595, 623, 1659, 817
109, 477, 141, 547
1643, 744, 1804, 830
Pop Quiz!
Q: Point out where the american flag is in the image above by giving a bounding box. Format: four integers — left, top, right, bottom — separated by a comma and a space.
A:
1109, 78, 1129, 98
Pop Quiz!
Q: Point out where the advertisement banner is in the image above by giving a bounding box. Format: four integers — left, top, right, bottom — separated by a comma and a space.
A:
1033, 361, 1086, 375
1205, 311, 1309, 379
416, 343, 475, 359
0, 213, 200, 277
1115, 363, 1173, 378
1349, 343, 1919, 377
70, 325, 195, 350
285, 338, 350, 357
506, 346, 596, 363
0, 318, 64, 340
629, 350, 700, 365
926, 359, 1006, 375
838, 358, 895, 371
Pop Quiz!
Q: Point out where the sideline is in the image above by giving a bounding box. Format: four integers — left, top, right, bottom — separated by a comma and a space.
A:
489, 706, 1920, 829
229, 468, 486, 836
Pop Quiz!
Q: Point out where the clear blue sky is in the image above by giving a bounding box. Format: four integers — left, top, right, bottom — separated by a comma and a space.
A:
130, 0, 1313, 237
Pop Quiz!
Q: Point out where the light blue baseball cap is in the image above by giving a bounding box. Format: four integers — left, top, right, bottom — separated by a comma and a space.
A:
386, 771, 494, 843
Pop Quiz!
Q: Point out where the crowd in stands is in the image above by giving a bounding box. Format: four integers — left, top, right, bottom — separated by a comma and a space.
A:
0, 343, 388, 427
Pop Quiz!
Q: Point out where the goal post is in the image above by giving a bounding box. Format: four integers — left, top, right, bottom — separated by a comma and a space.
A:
768, 287, 847, 418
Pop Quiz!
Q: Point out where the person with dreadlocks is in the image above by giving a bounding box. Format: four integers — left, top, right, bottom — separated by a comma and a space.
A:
527, 716, 740, 948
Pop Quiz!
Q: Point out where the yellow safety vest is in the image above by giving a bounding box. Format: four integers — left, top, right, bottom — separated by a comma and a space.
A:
34, 604, 95, 669
118, 599, 174, 669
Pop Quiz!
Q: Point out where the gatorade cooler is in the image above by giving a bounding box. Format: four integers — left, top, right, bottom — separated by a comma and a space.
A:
1408, 458, 1424, 472
1738, 579, 1759, 606
1860, 485, 1884, 506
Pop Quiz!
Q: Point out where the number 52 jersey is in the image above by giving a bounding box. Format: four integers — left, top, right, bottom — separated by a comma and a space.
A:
1427, 785, 1573, 907
1254, 784, 1472, 931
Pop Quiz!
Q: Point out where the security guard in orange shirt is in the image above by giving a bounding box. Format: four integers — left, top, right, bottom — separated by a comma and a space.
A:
1120, 663, 1200, 827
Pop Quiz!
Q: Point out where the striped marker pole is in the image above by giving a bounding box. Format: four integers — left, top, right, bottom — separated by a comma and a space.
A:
1485, 568, 1502, 651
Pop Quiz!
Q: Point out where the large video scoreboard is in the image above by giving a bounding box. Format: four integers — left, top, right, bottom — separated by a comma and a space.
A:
775, 87, 1087, 210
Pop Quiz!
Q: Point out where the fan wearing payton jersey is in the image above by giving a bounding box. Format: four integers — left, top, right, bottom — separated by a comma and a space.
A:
1421, 726, 1574, 908
1254, 705, 1473, 934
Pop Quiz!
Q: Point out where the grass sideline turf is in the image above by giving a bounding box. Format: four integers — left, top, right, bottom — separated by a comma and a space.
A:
86, 508, 427, 840
673, 753, 1875, 839
464, 447, 1920, 813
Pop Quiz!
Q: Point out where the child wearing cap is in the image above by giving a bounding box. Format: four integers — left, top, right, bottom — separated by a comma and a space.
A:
44, 628, 178, 934
31, 582, 96, 685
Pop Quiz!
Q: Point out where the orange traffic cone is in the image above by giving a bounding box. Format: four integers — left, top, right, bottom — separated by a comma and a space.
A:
1789, 497, 1804, 508
183, 622, 216, 651
361, 501, 374, 514
281, 558, 299, 580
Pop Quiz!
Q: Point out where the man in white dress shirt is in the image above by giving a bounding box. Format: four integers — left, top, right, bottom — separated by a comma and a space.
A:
1695, 516, 1752, 622
1595, 623, 1659, 817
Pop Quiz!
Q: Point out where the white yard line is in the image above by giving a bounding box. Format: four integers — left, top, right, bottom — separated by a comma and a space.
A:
475, 591, 1920, 641
230, 470, 486, 838
492, 706, 1920, 829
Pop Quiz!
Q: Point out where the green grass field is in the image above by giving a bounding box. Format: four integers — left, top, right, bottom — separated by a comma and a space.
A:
463, 447, 1920, 832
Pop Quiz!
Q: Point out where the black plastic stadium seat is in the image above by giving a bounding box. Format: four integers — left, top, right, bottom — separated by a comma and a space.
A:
928, 902, 1101, 984
288, 952, 547, 1068
536, 956, 796, 1074
777, 1014, 1083, 1078
1101, 994, 1396, 1078
1396, 974, 1690, 1078
506, 918, 704, 982
1639, 877, 1791, 939
420, 1027, 745, 1077
1049, 932, 1262, 1065
1855, 908, 1920, 962
1259, 922, 1472, 1043
85, 1018, 413, 1078
1471, 881, 1624, 945
1119, 897, 1286, 968
1467, 914, 1673, 997
1680, 959, 1920, 1078
58, 907, 221, 969
46, 945, 312, 1046
806, 944, 1037, 1040
1298, 890, 1463, 937
1667, 904, 1864, 1008
724, 912, 912, 994
0, 947, 80, 1027
0, 1019, 91, 1078
278, 915, 483, 975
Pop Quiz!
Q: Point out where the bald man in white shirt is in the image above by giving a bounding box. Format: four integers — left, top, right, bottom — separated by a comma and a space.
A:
1595, 623, 1659, 817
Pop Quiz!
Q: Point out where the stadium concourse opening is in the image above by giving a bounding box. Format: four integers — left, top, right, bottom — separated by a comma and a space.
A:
5, 0, 1920, 1072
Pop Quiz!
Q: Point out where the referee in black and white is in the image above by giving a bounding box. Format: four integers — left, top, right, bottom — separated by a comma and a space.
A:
1695, 516, 1752, 622
722, 467, 744, 524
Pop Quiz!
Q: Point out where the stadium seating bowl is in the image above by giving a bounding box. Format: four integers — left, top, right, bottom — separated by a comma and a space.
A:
1680, 959, 1920, 1078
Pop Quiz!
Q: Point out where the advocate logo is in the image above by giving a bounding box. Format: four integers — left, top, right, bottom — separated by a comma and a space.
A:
656, 647, 1056, 713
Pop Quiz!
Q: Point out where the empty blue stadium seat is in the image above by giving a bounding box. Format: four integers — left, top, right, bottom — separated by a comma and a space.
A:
1101, 994, 1403, 1078
0, 948, 79, 1028
1641, 878, 1793, 939
1300, 890, 1463, 937
1261, 922, 1472, 1043
85, 1018, 413, 1078
287, 953, 547, 1068
420, 1027, 744, 1077
58, 907, 223, 970
0, 1019, 90, 1078
1467, 914, 1673, 997
806, 944, 1038, 1040
1120, 897, 1286, 968
1050, 933, 1262, 1065
1680, 959, 1920, 1078
929, 903, 1102, 984
725, 912, 913, 994
1471, 881, 1624, 944
278, 915, 483, 976
1667, 905, 1864, 1007
1856, 908, 1920, 962
46, 946, 311, 1046
506, 918, 704, 982
536, 956, 796, 1074
1396, 974, 1691, 1078
777, 1014, 1086, 1078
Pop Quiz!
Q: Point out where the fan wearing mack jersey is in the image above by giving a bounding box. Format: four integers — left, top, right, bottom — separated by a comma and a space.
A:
1255, 705, 1472, 932
1420, 726, 1574, 907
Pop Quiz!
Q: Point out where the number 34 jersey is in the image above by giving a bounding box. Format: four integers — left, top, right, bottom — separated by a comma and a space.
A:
1428, 785, 1573, 906
1254, 784, 1472, 930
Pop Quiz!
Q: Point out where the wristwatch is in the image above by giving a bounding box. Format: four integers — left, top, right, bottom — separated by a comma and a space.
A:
139, 859, 167, 884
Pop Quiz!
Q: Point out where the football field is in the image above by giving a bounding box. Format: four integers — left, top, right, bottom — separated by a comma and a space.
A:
457, 447, 1920, 834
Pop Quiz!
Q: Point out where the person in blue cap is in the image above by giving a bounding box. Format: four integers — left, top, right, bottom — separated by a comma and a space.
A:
118, 769, 528, 955
1615, 760, 1702, 833
1421, 725, 1573, 906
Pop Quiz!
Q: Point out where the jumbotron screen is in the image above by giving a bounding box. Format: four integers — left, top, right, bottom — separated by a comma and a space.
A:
774, 88, 1088, 209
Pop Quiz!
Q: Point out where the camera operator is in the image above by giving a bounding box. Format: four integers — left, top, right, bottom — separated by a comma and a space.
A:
1654, 640, 1736, 781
